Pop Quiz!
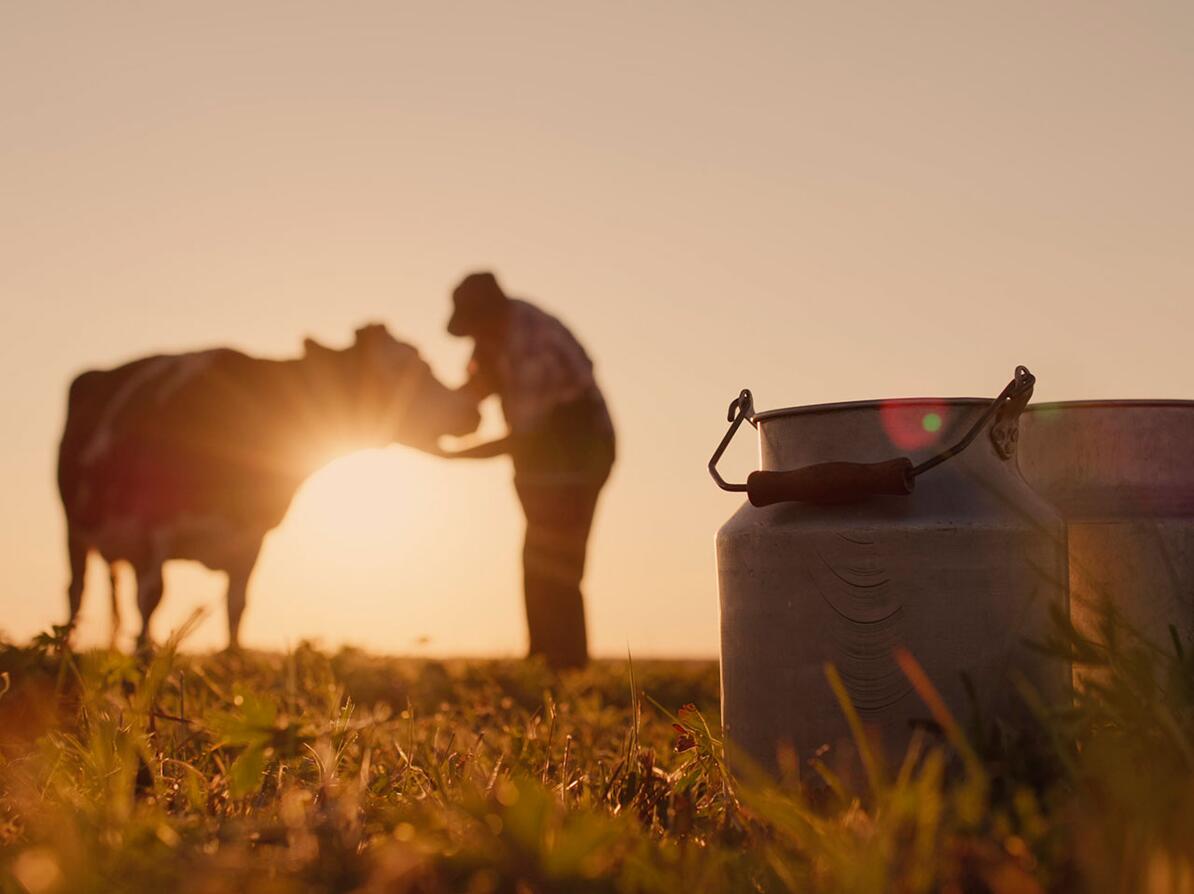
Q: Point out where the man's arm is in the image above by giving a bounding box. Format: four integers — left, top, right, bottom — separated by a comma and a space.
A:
435, 435, 513, 459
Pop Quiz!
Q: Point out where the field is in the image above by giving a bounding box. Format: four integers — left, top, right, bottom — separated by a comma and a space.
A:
2, 610, 1194, 893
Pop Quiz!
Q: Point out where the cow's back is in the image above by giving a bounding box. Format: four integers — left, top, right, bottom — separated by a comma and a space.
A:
59, 349, 298, 533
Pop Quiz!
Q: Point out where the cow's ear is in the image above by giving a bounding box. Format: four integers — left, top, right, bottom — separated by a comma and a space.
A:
353, 323, 390, 346
303, 337, 335, 360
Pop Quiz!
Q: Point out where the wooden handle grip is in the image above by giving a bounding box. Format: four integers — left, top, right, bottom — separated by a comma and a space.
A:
746, 458, 915, 507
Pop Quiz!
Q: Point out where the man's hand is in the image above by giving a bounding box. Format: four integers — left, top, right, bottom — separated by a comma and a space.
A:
434, 435, 514, 460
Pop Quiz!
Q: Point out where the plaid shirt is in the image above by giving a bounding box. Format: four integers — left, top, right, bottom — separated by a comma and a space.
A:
473, 299, 604, 435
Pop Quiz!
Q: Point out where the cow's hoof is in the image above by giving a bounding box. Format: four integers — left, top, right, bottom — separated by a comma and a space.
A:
134, 640, 156, 663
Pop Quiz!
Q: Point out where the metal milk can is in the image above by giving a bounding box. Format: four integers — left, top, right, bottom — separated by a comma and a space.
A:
709, 367, 1069, 775
1018, 401, 1194, 662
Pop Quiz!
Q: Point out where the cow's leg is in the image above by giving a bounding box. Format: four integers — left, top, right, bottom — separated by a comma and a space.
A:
225, 541, 262, 651
108, 563, 121, 649
134, 560, 165, 650
66, 530, 87, 634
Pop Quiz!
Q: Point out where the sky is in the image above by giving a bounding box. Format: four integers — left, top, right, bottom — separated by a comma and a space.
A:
2, 1, 1192, 657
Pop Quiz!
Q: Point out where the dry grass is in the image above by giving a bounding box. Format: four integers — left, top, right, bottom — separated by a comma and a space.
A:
2, 603, 1193, 893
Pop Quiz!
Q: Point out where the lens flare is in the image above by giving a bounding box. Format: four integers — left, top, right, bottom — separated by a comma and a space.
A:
879, 401, 949, 451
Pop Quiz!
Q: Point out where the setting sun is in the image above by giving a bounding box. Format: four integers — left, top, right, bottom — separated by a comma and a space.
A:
244, 445, 527, 657
288, 449, 424, 559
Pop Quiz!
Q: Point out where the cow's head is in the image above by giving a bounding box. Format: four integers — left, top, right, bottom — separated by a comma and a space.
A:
302, 324, 480, 452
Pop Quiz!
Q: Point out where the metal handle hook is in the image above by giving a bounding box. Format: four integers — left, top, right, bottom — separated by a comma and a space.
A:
909, 365, 1036, 477
708, 389, 755, 492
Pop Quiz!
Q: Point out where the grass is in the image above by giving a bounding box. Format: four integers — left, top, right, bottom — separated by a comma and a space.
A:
1, 604, 1193, 893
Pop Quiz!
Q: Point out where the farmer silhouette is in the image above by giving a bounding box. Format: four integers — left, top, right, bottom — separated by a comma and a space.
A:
439, 272, 615, 670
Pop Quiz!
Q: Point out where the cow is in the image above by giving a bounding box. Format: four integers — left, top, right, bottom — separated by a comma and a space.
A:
57, 323, 480, 650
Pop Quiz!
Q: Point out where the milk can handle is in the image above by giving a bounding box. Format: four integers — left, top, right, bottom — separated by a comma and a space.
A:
708, 366, 1035, 506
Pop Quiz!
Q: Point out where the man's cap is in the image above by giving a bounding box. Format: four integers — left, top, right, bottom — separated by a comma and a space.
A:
448, 271, 508, 335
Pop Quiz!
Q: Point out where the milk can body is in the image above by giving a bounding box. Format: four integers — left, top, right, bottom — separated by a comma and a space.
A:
1019, 401, 1194, 657
714, 395, 1069, 775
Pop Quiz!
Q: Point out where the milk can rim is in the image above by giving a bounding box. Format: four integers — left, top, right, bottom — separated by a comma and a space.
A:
752, 396, 1194, 423
1026, 399, 1194, 411
751, 396, 990, 422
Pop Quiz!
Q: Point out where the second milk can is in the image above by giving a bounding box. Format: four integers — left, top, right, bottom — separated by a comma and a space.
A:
1019, 401, 1194, 661
709, 367, 1069, 775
